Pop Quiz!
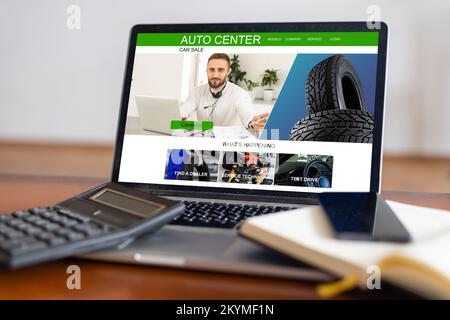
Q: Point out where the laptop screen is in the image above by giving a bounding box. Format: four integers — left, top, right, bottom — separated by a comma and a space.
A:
118, 30, 380, 193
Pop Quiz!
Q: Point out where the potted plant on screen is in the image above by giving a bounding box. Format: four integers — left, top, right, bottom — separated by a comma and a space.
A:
261, 69, 279, 101
243, 79, 260, 101
228, 54, 247, 86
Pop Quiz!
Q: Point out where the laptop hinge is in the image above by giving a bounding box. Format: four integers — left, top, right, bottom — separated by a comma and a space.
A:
138, 186, 319, 205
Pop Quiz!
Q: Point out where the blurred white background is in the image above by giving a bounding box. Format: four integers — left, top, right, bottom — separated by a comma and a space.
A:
0, 0, 449, 156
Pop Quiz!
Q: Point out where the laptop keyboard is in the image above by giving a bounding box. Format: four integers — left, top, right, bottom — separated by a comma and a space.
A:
170, 201, 298, 229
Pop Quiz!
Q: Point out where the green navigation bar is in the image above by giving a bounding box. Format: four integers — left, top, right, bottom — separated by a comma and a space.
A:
170, 120, 214, 131
137, 32, 378, 46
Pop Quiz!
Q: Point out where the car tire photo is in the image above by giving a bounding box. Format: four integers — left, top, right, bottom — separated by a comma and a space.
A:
305, 55, 367, 114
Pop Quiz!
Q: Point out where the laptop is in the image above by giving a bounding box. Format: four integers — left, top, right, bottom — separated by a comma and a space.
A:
82, 22, 388, 280
136, 95, 181, 135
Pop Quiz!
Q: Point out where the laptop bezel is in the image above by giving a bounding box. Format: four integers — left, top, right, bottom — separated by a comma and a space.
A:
110, 22, 388, 200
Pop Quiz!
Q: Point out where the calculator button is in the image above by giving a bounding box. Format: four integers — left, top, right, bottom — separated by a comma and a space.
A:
66, 232, 85, 242
12, 211, 31, 218
47, 237, 66, 247
76, 216, 91, 223
0, 239, 23, 251
23, 215, 40, 223
0, 237, 45, 252
12, 221, 30, 229
54, 229, 85, 241
48, 215, 64, 224
30, 208, 48, 215
58, 209, 91, 223
5, 219, 26, 228
15, 219, 45, 230
0, 214, 13, 222
23, 227, 43, 236
41, 223, 60, 232
58, 217, 78, 228
49, 217, 63, 225
33, 219, 50, 228
8, 241, 48, 256
58, 209, 79, 218
29, 216, 48, 224
3, 230, 25, 240
36, 232, 54, 242
57, 208, 73, 215
85, 229, 103, 237
54, 229, 71, 237
36, 233, 67, 246
72, 224, 104, 237
0, 223, 12, 230
41, 211, 54, 219
0, 225, 17, 235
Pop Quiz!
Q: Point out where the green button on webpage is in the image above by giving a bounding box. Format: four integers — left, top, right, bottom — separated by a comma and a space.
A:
170, 120, 213, 131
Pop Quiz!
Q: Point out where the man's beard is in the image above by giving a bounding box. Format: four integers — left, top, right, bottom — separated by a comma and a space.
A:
208, 77, 226, 89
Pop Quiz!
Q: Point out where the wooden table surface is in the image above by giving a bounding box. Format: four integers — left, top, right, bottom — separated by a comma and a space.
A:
0, 174, 448, 299
0, 142, 448, 299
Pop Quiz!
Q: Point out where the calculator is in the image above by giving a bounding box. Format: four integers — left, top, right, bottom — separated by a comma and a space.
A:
0, 182, 184, 269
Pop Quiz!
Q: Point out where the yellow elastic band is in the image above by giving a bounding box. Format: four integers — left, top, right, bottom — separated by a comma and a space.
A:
316, 275, 359, 298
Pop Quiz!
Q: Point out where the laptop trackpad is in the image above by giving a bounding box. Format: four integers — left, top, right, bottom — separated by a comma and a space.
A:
127, 227, 236, 257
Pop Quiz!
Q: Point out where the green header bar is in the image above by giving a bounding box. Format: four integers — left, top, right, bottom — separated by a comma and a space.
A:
170, 120, 214, 131
137, 32, 378, 47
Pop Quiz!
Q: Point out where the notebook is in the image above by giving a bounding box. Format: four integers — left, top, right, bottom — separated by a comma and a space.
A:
239, 201, 450, 299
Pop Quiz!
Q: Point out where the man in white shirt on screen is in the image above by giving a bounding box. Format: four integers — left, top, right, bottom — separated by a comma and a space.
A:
180, 53, 269, 131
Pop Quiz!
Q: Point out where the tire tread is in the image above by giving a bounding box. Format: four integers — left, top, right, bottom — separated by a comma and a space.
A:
289, 109, 374, 143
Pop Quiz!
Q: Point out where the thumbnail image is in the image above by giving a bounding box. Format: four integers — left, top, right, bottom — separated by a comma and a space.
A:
218, 151, 276, 185
274, 154, 333, 188
164, 149, 220, 182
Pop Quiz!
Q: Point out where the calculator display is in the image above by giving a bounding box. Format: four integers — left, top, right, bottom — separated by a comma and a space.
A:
89, 188, 165, 219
